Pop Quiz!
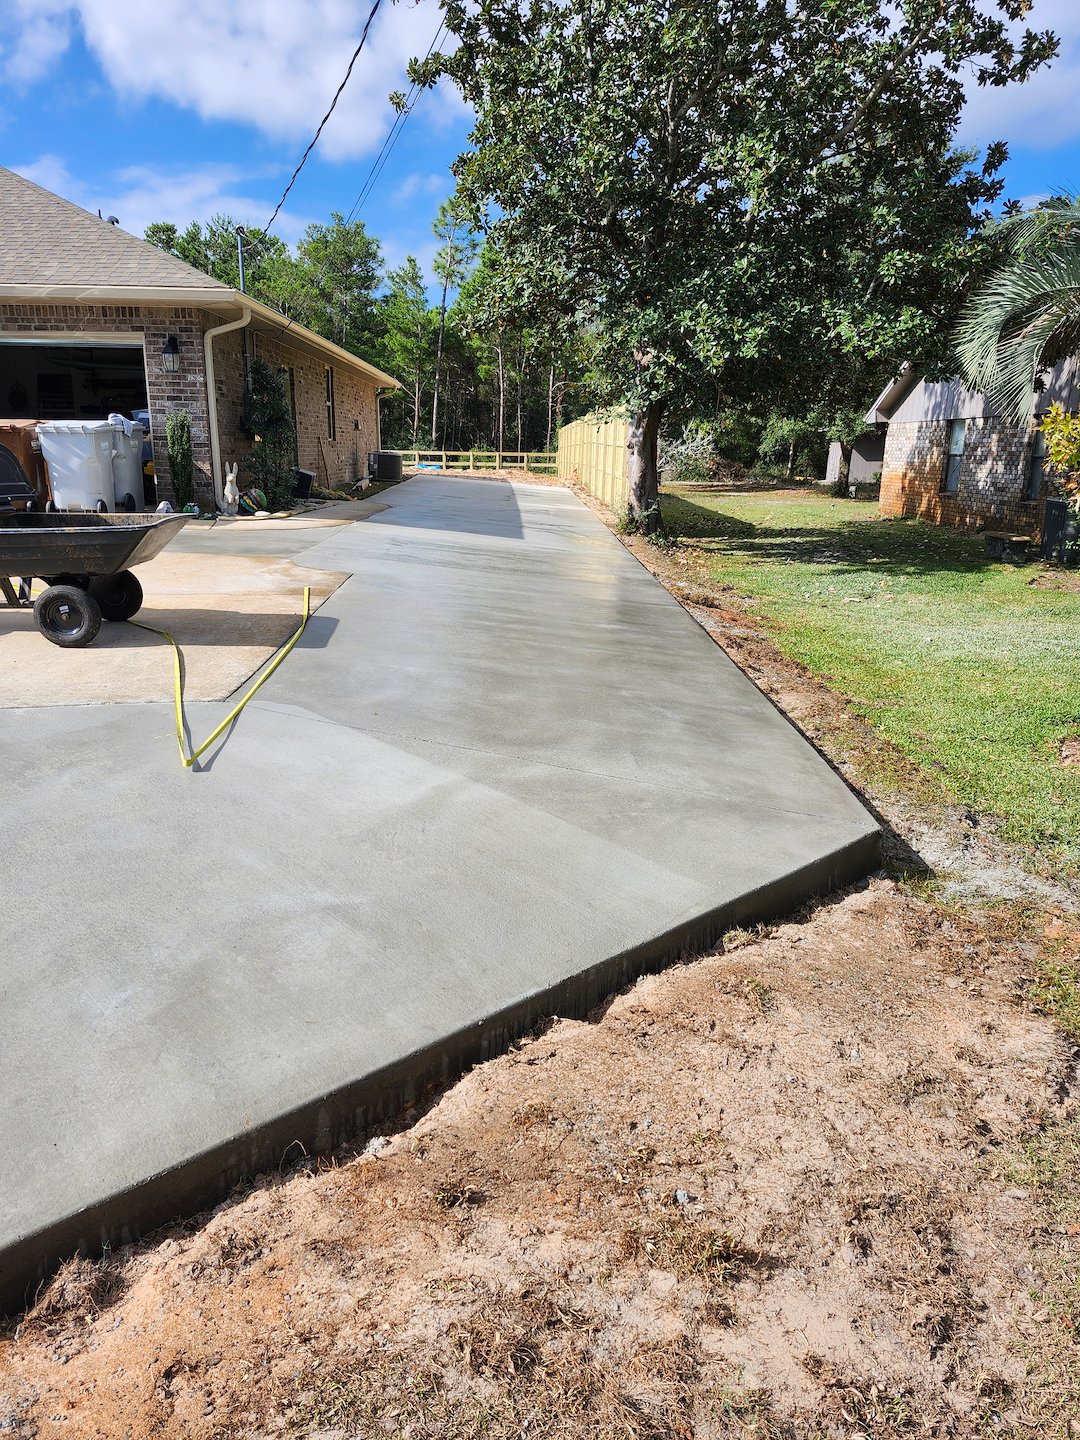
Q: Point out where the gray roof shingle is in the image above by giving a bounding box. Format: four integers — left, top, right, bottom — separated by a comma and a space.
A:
0, 167, 231, 292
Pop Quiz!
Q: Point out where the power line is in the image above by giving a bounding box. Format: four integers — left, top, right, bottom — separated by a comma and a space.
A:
264, 0, 384, 234
344, 18, 446, 223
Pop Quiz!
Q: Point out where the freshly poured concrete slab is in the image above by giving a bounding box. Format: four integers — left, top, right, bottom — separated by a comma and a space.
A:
0, 476, 879, 1311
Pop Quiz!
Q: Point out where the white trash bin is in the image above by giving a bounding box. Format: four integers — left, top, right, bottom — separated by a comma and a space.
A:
36, 420, 116, 512
109, 417, 146, 510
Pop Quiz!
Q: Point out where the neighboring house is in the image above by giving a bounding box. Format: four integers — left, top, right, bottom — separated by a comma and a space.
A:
868, 363, 1075, 535
0, 167, 399, 507
824, 428, 885, 489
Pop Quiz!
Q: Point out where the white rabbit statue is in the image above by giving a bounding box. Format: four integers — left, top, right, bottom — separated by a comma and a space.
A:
223, 461, 240, 516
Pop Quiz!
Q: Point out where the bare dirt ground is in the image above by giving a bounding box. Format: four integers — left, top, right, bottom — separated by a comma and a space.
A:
2, 481, 1078, 1439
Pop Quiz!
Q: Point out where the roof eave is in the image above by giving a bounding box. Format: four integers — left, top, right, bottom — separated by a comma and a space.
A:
243, 295, 402, 390
865, 364, 919, 425
0, 282, 233, 307
0, 284, 402, 391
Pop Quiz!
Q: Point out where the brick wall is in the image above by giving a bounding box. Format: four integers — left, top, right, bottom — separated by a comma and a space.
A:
880, 416, 1046, 536
214, 329, 381, 491
0, 301, 383, 508
0, 301, 210, 504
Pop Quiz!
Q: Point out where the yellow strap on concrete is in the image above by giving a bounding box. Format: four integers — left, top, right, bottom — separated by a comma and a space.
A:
130, 586, 311, 768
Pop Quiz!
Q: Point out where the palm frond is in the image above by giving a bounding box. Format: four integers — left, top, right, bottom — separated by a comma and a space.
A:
993, 194, 1080, 255
956, 236, 1080, 422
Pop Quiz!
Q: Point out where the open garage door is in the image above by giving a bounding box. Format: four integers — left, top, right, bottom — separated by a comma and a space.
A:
0, 339, 153, 507
0, 339, 148, 421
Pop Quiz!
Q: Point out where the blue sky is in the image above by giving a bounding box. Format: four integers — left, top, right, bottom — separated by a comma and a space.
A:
1, 0, 1078, 300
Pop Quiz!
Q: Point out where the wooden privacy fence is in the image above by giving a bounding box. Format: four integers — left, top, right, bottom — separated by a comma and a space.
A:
389, 450, 558, 475
556, 413, 629, 510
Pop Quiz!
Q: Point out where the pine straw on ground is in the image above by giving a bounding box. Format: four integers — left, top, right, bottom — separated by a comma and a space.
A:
1, 882, 1077, 1438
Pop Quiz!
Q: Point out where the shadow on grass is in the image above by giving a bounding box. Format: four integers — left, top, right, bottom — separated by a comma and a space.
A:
661, 494, 993, 578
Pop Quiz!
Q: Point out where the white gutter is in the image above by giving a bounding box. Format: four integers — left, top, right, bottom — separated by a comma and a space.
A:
203, 305, 251, 508
0, 283, 233, 306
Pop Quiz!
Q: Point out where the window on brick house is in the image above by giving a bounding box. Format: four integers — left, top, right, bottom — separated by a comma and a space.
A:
1025, 426, 1047, 501
942, 418, 965, 494
325, 366, 336, 441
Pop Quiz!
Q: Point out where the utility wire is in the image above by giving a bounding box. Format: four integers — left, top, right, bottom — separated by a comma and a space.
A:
264, 0, 384, 234
344, 17, 446, 223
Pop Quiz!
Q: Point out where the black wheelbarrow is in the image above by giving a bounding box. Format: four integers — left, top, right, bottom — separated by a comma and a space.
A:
0, 509, 191, 647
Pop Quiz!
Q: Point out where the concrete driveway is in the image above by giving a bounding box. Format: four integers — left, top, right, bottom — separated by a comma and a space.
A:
0, 475, 879, 1310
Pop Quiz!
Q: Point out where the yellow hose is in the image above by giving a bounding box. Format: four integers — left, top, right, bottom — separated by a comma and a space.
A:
130, 587, 311, 768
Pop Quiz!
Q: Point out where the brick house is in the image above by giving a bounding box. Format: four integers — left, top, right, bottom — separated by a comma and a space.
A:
0, 167, 399, 507
869, 363, 1076, 536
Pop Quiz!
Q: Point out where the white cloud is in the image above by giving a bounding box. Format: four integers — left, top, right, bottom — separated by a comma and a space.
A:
0, 0, 72, 85
1015, 190, 1054, 210
10, 153, 74, 198
381, 234, 442, 286
958, 0, 1080, 152
10, 155, 312, 246
391, 172, 451, 205
0, 0, 464, 162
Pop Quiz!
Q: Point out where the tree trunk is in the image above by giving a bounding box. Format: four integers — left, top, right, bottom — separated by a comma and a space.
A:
515, 342, 525, 453
411, 321, 422, 445
627, 399, 664, 530
431, 219, 458, 446
545, 364, 555, 451
837, 441, 852, 491
496, 336, 506, 454
787, 439, 796, 484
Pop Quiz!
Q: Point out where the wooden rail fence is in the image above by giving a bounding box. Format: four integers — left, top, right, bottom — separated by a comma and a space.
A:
389, 450, 558, 475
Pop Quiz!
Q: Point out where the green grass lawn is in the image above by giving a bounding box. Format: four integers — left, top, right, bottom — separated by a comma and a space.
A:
661, 487, 1080, 871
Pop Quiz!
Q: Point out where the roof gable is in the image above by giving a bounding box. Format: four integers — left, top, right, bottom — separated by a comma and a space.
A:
0, 167, 230, 293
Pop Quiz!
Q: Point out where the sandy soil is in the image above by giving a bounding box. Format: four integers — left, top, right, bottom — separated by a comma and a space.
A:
1, 482, 1077, 1438
0, 884, 1073, 1438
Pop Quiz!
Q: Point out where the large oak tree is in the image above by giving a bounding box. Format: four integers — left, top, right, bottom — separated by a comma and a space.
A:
411, 0, 1057, 527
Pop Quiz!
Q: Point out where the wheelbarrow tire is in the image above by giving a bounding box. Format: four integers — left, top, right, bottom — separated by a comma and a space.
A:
33, 584, 102, 648
89, 570, 143, 622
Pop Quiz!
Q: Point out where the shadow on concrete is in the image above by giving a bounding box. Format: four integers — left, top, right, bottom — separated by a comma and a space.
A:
374, 479, 526, 541
124, 609, 338, 649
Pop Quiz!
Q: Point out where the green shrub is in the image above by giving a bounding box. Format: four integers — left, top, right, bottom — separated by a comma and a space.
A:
165, 409, 195, 509
1040, 403, 1080, 514
246, 358, 297, 511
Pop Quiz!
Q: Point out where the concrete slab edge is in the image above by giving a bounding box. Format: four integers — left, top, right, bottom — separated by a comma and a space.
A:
2, 825, 880, 1315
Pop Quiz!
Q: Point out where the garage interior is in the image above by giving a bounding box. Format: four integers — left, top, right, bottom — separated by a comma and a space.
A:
0, 341, 148, 422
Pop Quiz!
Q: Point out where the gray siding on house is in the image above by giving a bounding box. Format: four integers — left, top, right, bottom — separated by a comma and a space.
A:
888, 378, 991, 423
888, 356, 1080, 425
824, 432, 885, 486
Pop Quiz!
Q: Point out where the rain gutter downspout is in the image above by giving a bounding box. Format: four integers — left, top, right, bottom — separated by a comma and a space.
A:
203, 305, 252, 508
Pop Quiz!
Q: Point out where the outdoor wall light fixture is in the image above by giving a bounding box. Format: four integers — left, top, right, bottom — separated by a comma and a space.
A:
161, 335, 181, 374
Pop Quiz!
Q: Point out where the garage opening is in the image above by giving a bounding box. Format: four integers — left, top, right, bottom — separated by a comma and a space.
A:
0, 341, 148, 421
